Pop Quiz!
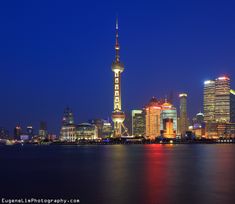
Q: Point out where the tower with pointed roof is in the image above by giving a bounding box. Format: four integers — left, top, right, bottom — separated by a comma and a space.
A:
111, 18, 128, 137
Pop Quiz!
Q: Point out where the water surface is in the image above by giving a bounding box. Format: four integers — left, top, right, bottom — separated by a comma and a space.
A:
0, 144, 234, 204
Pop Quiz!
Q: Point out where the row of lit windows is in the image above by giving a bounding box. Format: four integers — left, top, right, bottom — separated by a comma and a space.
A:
114, 73, 120, 110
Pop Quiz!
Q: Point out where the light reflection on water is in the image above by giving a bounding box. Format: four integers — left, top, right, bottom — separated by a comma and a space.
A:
0, 144, 234, 204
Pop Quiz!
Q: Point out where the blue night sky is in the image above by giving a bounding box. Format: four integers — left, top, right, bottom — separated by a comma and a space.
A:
0, 0, 235, 135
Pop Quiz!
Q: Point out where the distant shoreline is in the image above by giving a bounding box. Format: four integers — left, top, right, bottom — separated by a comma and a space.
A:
2, 138, 235, 146
21, 141, 235, 146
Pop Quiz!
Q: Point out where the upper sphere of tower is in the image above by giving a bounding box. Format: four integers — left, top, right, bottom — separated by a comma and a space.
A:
112, 61, 124, 73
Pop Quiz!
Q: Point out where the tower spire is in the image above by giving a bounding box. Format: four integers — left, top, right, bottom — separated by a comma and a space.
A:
115, 16, 120, 62
116, 16, 118, 30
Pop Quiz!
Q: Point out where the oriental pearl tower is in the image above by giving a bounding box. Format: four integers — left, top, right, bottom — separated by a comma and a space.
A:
111, 18, 128, 137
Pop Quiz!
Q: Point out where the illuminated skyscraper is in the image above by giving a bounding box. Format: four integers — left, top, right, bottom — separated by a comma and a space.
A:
204, 80, 216, 122
179, 93, 188, 136
145, 97, 161, 140
161, 101, 177, 133
111, 18, 128, 137
214, 76, 230, 122
204, 76, 232, 138
230, 89, 235, 123
131, 110, 145, 137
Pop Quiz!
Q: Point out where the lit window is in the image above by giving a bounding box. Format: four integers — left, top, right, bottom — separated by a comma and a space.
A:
115, 85, 119, 90
115, 78, 119, 83
115, 91, 119, 96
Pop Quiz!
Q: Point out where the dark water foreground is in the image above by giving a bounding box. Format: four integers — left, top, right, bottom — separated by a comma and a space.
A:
0, 144, 235, 204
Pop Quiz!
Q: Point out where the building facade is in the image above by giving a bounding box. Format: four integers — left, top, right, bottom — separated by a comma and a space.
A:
102, 121, 113, 138
60, 125, 77, 142
89, 119, 113, 138
162, 118, 176, 138
161, 102, 177, 133
131, 110, 145, 137
204, 80, 216, 122
215, 76, 230, 122
89, 119, 104, 138
145, 97, 161, 140
217, 123, 235, 138
179, 93, 188, 136
230, 89, 235, 123
77, 123, 98, 140
204, 76, 233, 138
60, 107, 76, 142
194, 112, 204, 126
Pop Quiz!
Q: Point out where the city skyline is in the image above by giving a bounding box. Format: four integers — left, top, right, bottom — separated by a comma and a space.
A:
1, 0, 235, 134
1, 2, 235, 204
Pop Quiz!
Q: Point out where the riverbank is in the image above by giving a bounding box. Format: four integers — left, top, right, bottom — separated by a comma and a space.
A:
2, 137, 235, 146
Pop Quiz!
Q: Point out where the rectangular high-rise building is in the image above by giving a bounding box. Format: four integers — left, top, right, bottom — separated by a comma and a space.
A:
215, 76, 230, 122
204, 76, 232, 138
145, 97, 161, 140
230, 89, 235, 123
179, 93, 188, 136
131, 110, 145, 137
204, 80, 215, 122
